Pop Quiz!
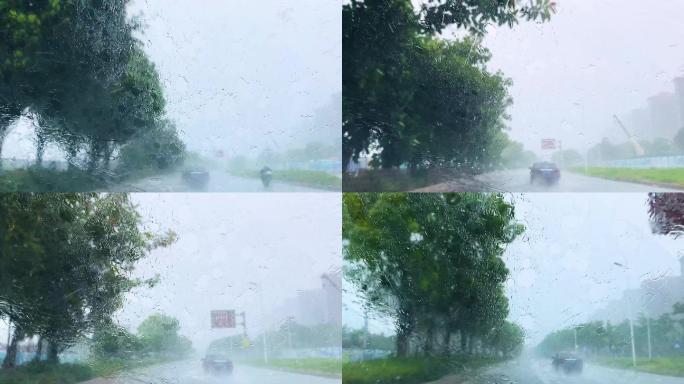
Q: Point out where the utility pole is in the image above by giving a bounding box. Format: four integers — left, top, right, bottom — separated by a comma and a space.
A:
238, 311, 247, 338
257, 266, 269, 365
614, 262, 637, 367
629, 316, 637, 367
574, 327, 578, 353
646, 315, 652, 361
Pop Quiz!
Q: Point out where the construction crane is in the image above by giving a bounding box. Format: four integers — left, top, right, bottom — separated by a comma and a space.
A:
613, 114, 645, 157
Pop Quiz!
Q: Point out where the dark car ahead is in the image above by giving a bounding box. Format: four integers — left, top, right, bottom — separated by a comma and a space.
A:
552, 351, 583, 374
530, 162, 561, 185
182, 169, 210, 189
202, 350, 233, 374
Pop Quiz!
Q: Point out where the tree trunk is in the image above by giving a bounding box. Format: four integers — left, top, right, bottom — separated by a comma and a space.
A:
396, 310, 415, 358
103, 142, 113, 170
443, 331, 451, 356
459, 330, 467, 354
2, 327, 24, 369
423, 324, 434, 356
342, 143, 353, 173
33, 336, 43, 362
36, 135, 46, 167
46, 341, 59, 364
396, 330, 410, 358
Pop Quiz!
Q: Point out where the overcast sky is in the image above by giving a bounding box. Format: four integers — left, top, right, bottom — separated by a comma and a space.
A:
1, 193, 341, 353
5, 0, 340, 160
118, 193, 341, 352
343, 193, 683, 345
472, 0, 684, 154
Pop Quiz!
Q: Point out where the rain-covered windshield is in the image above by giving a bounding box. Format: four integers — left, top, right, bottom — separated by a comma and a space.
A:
343, 0, 684, 192
343, 192, 684, 383
0, 193, 342, 383
0, 0, 341, 192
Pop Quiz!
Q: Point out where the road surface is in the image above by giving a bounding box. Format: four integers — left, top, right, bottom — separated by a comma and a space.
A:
463, 357, 684, 384
419, 169, 680, 192
109, 170, 326, 192
81, 359, 340, 384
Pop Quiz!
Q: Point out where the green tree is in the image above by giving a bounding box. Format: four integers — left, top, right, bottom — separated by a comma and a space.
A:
342, 0, 554, 172
138, 313, 192, 357
343, 193, 523, 357
500, 135, 538, 169
0, 0, 180, 175
0, 193, 176, 366
118, 119, 186, 176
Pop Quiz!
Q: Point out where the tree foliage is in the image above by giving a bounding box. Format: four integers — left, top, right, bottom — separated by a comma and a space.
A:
343, 193, 523, 357
0, 193, 176, 366
342, 0, 554, 172
0, 0, 184, 176
538, 307, 684, 358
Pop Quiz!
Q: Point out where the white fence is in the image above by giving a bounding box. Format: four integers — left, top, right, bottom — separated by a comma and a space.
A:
599, 155, 684, 169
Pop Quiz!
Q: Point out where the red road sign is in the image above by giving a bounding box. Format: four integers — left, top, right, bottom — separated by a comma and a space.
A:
541, 139, 557, 150
211, 310, 236, 328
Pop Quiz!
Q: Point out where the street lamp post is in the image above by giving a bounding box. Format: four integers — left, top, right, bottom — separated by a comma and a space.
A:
614, 262, 637, 367
646, 314, 652, 361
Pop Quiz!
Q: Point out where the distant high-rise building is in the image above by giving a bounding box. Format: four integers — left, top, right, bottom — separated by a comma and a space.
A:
673, 76, 684, 131
625, 107, 652, 141
647, 92, 681, 140
270, 271, 342, 328
592, 257, 684, 324
321, 272, 342, 326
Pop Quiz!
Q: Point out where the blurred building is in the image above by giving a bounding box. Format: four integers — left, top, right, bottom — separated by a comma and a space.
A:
271, 271, 342, 328
625, 107, 653, 141
647, 92, 681, 140
592, 257, 684, 324
674, 76, 684, 128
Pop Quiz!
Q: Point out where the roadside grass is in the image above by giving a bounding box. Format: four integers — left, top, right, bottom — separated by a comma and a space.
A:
596, 356, 684, 377
570, 167, 684, 188
246, 358, 342, 377
0, 168, 107, 192
0, 355, 190, 384
342, 356, 500, 384
0, 361, 95, 384
228, 168, 341, 190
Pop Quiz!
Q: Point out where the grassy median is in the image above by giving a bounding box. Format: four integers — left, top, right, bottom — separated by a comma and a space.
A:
229, 169, 341, 190
342, 356, 500, 384
246, 358, 342, 377
0, 168, 107, 192
596, 356, 684, 377
571, 167, 684, 188
0, 362, 95, 384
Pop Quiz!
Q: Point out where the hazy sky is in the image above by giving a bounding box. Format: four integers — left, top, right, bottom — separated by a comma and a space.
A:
471, 0, 684, 154
1, 193, 342, 353
118, 193, 341, 352
4, 0, 341, 160
343, 193, 683, 345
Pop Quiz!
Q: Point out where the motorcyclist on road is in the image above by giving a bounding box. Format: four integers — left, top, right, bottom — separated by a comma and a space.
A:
260, 166, 273, 188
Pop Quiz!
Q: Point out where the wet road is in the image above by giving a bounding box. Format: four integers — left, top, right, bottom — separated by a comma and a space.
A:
109, 170, 326, 192
472, 169, 680, 192
471, 358, 684, 384
81, 359, 340, 384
